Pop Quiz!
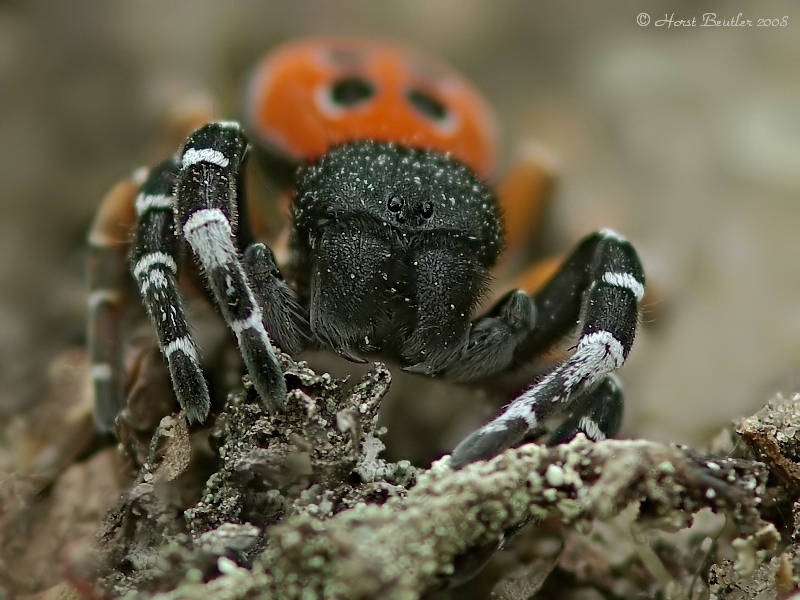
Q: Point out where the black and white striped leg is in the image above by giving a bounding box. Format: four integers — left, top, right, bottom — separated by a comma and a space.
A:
177, 122, 285, 412
545, 373, 624, 446
130, 158, 211, 424
450, 230, 644, 469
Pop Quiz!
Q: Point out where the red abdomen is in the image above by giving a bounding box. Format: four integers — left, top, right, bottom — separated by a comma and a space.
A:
245, 38, 498, 180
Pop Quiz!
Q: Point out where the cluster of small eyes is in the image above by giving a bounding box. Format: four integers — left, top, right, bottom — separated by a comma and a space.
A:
293, 140, 502, 265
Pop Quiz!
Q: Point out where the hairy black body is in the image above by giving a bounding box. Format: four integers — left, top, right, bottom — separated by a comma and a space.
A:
291, 142, 502, 371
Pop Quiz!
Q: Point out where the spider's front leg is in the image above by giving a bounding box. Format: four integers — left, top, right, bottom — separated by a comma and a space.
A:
176, 122, 298, 413
129, 158, 211, 424
449, 230, 644, 468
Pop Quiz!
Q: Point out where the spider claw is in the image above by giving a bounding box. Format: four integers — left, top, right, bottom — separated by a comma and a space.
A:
335, 347, 368, 364
401, 362, 435, 375
401, 352, 452, 375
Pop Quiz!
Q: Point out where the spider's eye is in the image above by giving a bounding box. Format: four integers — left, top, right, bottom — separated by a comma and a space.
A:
421, 201, 434, 219
388, 195, 404, 212
407, 89, 448, 122
330, 77, 375, 107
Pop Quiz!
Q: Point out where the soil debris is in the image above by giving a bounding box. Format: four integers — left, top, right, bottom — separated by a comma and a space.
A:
6, 359, 800, 599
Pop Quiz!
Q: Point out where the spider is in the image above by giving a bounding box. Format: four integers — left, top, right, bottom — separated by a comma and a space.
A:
87, 38, 645, 469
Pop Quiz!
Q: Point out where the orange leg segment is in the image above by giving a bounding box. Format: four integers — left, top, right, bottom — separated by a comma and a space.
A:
494, 145, 557, 274
492, 145, 663, 325
87, 173, 140, 431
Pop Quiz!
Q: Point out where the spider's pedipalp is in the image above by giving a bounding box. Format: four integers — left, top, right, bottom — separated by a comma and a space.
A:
441, 289, 537, 380
129, 158, 210, 424
177, 122, 286, 413
450, 230, 644, 468
242, 242, 310, 356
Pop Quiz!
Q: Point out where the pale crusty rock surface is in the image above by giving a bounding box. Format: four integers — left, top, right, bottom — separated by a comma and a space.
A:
50, 360, 797, 600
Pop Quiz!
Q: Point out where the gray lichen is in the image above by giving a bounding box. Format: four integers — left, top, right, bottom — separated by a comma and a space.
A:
84, 358, 788, 599
708, 394, 800, 599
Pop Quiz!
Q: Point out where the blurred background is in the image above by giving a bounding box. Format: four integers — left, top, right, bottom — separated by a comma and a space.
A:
0, 0, 798, 452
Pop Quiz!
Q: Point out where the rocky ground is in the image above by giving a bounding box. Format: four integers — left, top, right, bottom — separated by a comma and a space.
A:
3, 350, 800, 599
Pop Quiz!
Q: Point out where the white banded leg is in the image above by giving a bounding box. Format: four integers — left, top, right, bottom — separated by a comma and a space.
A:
176, 122, 286, 412
546, 373, 624, 446
450, 230, 644, 468
130, 158, 210, 424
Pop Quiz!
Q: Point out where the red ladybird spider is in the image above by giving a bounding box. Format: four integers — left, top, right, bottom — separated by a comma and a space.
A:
87, 38, 645, 468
